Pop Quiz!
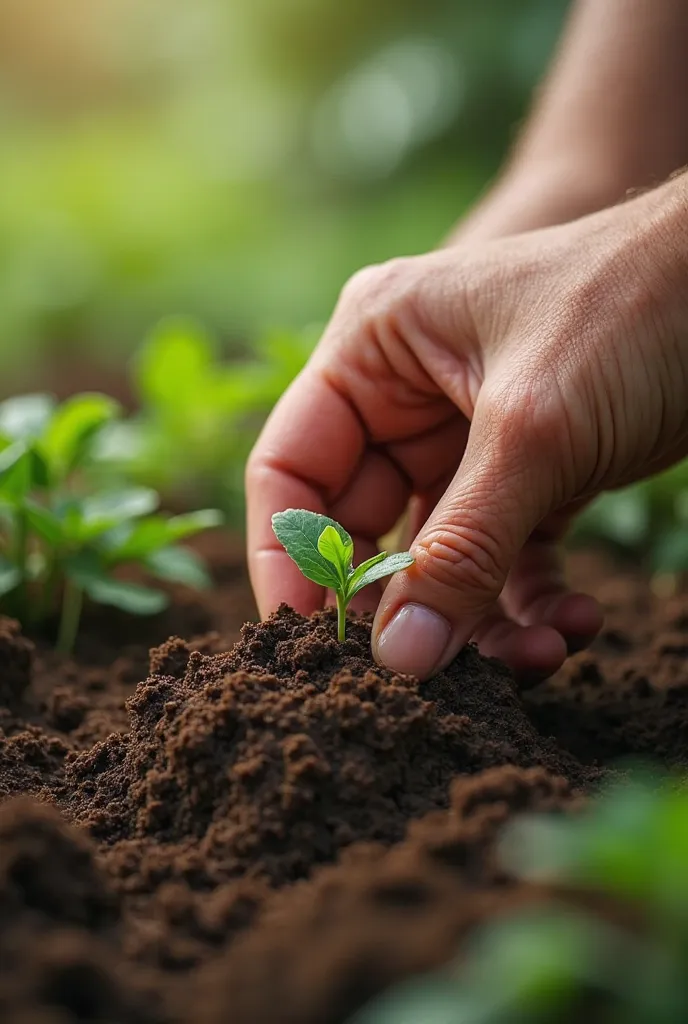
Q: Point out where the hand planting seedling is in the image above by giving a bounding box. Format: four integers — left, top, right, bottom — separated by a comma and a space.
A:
272, 508, 414, 641
0, 392, 222, 653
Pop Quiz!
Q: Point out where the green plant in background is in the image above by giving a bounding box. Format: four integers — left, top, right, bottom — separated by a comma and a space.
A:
272, 509, 414, 640
0, 392, 222, 653
352, 770, 688, 1024
571, 462, 688, 574
96, 316, 315, 521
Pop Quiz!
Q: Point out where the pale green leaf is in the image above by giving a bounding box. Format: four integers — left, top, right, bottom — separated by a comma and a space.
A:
348, 551, 414, 598
24, 500, 63, 545
272, 509, 352, 589
146, 545, 211, 589
0, 442, 47, 503
76, 488, 160, 539
103, 508, 222, 562
73, 571, 169, 616
41, 393, 121, 478
0, 394, 55, 441
317, 524, 352, 581
348, 550, 388, 588
135, 316, 213, 408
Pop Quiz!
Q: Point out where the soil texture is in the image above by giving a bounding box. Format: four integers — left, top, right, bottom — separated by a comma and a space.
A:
0, 541, 685, 1024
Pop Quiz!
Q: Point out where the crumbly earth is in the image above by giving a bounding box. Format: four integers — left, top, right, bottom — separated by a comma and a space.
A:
0, 536, 684, 1024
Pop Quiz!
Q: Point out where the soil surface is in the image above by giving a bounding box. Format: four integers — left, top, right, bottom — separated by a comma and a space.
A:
0, 539, 685, 1024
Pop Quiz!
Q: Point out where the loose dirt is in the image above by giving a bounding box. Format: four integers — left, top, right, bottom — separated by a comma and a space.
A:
0, 539, 685, 1024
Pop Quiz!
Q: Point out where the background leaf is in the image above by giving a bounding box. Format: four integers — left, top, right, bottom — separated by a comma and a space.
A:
0, 442, 47, 503
71, 570, 169, 616
103, 508, 223, 562
145, 545, 212, 589
24, 500, 64, 545
41, 392, 121, 479
75, 488, 160, 539
0, 394, 55, 441
0, 557, 21, 597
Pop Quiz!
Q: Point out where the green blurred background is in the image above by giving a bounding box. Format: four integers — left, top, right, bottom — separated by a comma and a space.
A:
0, 0, 569, 378
3, 0, 687, 565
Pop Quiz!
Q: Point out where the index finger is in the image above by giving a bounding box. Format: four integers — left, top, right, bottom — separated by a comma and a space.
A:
246, 366, 365, 618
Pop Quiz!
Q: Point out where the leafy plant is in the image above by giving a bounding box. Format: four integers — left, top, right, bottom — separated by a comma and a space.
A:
271, 508, 414, 640
96, 316, 316, 520
0, 392, 222, 653
352, 770, 688, 1024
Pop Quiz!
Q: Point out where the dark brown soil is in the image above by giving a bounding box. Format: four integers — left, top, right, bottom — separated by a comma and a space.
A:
0, 539, 685, 1024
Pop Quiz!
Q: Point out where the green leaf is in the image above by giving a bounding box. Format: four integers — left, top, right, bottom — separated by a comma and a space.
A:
67, 560, 169, 616
135, 316, 214, 408
317, 524, 353, 582
651, 526, 688, 573
75, 488, 160, 539
41, 393, 121, 479
24, 500, 63, 545
103, 508, 223, 562
0, 442, 47, 503
348, 551, 414, 598
0, 557, 21, 598
0, 394, 55, 441
145, 545, 211, 589
347, 550, 388, 586
272, 509, 352, 589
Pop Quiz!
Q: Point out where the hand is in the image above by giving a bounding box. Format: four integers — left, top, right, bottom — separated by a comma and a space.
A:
247, 173, 688, 680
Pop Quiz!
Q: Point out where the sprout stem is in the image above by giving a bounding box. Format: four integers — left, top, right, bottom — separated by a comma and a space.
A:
57, 580, 83, 655
336, 591, 347, 642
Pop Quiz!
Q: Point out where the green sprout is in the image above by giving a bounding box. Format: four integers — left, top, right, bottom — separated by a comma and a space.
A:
272, 509, 414, 641
0, 392, 222, 653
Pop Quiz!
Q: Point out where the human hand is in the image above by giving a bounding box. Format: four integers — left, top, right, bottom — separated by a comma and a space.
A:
247, 173, 688, 680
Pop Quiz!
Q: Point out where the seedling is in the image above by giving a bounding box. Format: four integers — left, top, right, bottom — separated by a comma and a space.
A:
272, 509, 414, 641
0, 392, 222, 653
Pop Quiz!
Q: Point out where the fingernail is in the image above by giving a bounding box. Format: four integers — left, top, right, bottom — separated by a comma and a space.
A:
375, 603, 451, 678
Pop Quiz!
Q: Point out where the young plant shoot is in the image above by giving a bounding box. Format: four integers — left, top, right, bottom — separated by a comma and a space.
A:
272, 509, 414, 641
0, 392, 223, 653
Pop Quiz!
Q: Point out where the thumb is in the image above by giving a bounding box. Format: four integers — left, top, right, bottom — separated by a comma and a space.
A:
372, 391, 557, 678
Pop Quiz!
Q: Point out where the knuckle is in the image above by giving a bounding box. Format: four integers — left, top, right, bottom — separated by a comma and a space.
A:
338, 257, 415, 314
244, 450, 268, 491
414, 518, 505, 599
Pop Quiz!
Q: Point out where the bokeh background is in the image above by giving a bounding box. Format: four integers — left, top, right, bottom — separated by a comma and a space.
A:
0, 0, 569, 377
2, 0, 687, 568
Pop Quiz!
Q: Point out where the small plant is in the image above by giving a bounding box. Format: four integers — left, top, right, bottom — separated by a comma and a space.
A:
272, 509, 414, 641
0, 392, 222, 653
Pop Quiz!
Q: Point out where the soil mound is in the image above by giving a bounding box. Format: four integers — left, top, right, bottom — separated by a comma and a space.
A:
0, 546, 684, 1024
63, 607, 588, 894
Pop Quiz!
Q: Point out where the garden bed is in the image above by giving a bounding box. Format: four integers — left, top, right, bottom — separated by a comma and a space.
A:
0, 539, 686, 1023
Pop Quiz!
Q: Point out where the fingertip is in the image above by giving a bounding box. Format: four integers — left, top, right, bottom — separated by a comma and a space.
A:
542, 592, 604, 652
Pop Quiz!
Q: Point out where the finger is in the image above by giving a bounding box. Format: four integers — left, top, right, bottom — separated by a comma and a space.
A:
246, 367, 365, 618
470, 607, 567, 679
329, 450, 410, 541
500, 541, 603, 652
372, 389, 556, 679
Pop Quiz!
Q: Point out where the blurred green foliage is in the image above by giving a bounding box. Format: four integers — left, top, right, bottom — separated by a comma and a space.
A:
572, 465, 688, 572
0, 0, 569, 364
352, 770, 688, 1024
95, 316, 315, 519
0, 391, 221, 650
